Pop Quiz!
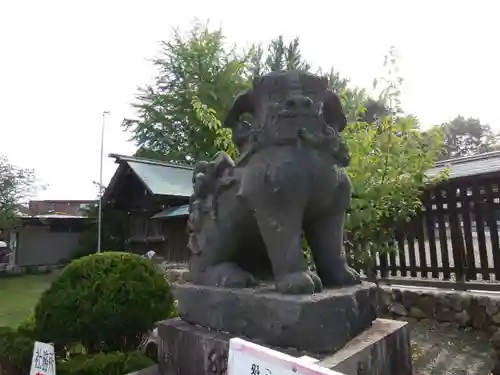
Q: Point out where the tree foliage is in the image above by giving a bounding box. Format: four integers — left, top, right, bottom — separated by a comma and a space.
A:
438, 115, 498, 160
0, 155, 39, 230
124, 23, 325, 163
35, 252, 174, 353
192, 47, 446, 271
127, 23, 446, 270
122, 22, 250, 164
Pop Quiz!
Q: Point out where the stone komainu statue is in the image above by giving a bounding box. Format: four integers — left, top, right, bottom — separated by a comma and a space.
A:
186, 70, 360, 294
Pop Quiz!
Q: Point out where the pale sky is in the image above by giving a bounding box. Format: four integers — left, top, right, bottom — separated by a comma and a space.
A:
1, 0, 498, 200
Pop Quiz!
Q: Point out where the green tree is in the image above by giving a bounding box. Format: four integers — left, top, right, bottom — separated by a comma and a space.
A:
0, 155, 40, 230
247, 36, 311, 76
192, 49, 445, 272
123, 23, 313, 163
438, 115, 498, 160
344, 48, 445, 270
122, 22, 250, 164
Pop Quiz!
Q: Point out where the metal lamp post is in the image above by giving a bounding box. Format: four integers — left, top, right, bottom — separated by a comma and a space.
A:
97, 111, 110, 254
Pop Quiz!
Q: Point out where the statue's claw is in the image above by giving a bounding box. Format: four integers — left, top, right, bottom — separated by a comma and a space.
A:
275, 271, 316, 295
306, 270, 323, 293
321, 265, 361, 287
196, 263, 257, 288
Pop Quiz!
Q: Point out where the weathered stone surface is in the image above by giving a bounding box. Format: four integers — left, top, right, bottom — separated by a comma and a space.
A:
380, 289, 392, 312
491, 330, 500, 350
434, 306, 455, 322
401, 289, 419, 308
391, 288, 403, 303
486, 298, 500, 316
415, 295, 435, 317
158, 318, 231, 375
157, 318, 412, 375
380, 285, 500, 333
470, 300, 489, 329
388, 302, 407, 316
455, 310, 470, 326
492, 313, 500, 325
174, 282, 378, 353
186, 70, 362, 295
164, 268, 190, 283
493, 354, 500, 375
409, 306, 427, 319
319, 319, 413, 375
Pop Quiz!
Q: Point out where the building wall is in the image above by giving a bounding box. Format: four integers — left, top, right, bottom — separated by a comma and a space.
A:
29, 200, 96, 216
162, 217, 189, 262
126, 216, 189, 262
15, 225, 82, 266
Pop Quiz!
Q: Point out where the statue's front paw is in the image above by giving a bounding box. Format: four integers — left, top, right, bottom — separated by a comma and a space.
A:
196, 263, 257, 288
341, 266, 361, 285
306, 270, 323, 293
321, 265, 361, 287
276, 271, 316, 295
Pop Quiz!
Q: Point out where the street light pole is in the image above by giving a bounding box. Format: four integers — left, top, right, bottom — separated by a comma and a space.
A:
97, 111, 110, 254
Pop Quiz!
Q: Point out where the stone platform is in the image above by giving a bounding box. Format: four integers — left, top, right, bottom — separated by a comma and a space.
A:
173, 282, 378, 353
157, 318, 412, 375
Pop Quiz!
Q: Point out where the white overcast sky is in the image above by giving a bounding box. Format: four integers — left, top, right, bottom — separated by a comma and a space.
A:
1, 0, 498, 200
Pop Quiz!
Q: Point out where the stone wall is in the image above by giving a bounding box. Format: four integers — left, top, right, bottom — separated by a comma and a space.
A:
160, 262, 190, 284
380, 285, 500, 331
0, 263, 62, 276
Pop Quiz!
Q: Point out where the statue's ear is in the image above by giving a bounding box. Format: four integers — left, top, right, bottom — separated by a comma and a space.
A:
323, 89, 347, 132
223, 89, 255, 129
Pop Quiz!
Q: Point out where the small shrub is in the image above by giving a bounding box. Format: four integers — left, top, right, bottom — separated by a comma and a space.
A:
0, 326, 35, 375
35, 252, 174, 353
58, 351, 154, 375
17, 313, 36, 338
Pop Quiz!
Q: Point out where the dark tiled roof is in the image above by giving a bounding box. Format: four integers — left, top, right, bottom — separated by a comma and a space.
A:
109, 154, 193, 197
109, 149, 500, 201
150, 205, 189, 219
427, 151, 500, 180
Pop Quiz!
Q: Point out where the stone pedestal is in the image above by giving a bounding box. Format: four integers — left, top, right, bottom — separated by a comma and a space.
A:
173, 282, 378, 353
157, 318, 412, 375
318, 319, 413, 375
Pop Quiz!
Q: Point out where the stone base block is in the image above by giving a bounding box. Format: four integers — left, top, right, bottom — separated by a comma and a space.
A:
318, 319, 413, 375
157, 318, 412, 375
174, 282, 378, 353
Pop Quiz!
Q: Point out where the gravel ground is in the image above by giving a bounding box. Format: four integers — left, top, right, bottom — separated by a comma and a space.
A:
397, 316, 494, 375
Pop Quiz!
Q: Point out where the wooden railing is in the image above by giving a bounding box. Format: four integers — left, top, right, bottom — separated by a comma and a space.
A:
369, 179, 500, 291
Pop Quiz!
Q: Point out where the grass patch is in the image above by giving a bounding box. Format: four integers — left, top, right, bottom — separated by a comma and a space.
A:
0, 272, 58, 327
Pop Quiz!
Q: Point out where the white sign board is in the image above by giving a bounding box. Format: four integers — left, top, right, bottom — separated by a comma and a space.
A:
228, 338, 344, 375
30, 341, 56, 375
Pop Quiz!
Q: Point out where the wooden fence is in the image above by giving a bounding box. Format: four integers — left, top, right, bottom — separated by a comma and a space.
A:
372, 179, 500, 291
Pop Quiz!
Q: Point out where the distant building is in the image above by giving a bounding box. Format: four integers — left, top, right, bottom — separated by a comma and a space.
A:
103, 154, 192, 262
3, 200, 96, 266
29, 199, 96, 216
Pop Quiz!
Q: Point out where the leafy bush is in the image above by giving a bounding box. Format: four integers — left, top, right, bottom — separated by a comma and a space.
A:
58, 351, 154, 375
0, 326, 35, 375
17, 313, 36, 338
192, 50, 446, 273
35, 252, 174, 353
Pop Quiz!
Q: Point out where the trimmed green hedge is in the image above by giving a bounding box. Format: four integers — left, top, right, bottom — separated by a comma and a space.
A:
0, 326, 35, 375
35, 252, 174, 352
57, 351, 154, 375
